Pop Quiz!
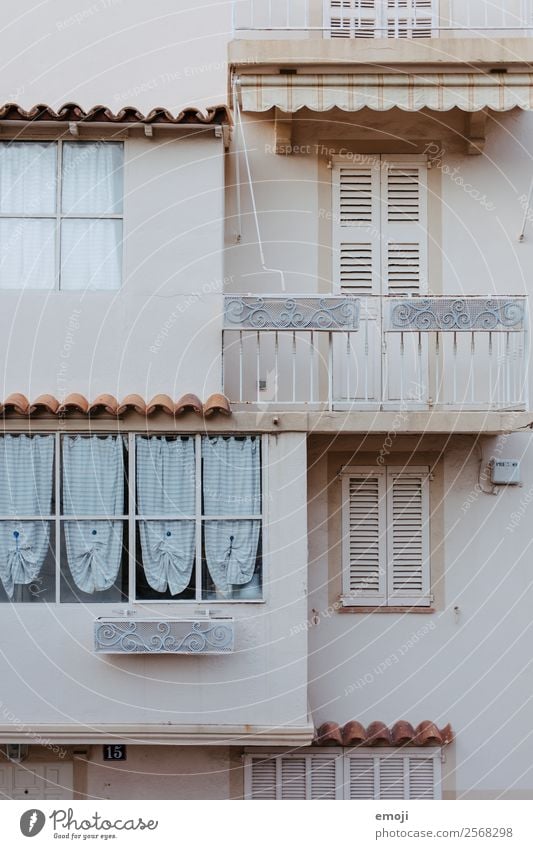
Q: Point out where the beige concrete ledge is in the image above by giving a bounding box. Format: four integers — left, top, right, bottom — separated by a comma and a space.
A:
0, 409, 531, 434
0, 723, 315, 746
230, 37, 533, 71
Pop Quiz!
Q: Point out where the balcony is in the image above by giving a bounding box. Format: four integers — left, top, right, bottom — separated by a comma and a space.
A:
222, 295, 529, 412
232, 1, 532, 39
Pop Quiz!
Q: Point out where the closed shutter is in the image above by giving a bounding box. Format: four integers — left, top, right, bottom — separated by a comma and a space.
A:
327, 1, 437, 38
381, 158, 428, 295
386, 0, 437, 37
247, 756, 276, 799
342, 470, 387, 605
332, 155, 427, 295
386, 468, 430, 605
346, 751, 440, 799
332, 158, 381, 295
245, 754, 341, 799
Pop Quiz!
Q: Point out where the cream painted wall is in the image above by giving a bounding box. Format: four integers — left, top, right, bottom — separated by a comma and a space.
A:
0, 133, 225, 400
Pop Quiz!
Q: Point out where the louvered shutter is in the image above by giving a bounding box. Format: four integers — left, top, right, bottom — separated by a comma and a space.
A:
280, 757, 307, 799
381, 158, 428, 295
328, 0, 380, 38
346, 752, 439, 799
333, 158, 381, 295
386, 0, 437, 37
308, 755, 341, 799
342, 470, 387, 605
246, 756, 276, 799
386, 467, 430, 605
408, 755, 436, 799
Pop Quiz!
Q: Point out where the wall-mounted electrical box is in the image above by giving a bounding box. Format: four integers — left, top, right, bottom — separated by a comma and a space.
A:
490, 460, 521, 485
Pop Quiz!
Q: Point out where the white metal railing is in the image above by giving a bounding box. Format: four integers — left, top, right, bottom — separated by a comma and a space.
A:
232, 1, 533, 37
222, 295, 529, 412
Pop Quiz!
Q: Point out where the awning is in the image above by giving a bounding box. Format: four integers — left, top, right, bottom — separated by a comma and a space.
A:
239, 72, 533, 113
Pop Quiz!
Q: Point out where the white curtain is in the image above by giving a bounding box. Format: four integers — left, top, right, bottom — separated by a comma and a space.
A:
202, 436, 261, 596
0, 142, 56, 214
0, 435, 54, 599
0, 219, 56, 290
60, 219, 122, 291
62, 435, 124, 594
61, 142, 123, 215
136, 436, 195, 596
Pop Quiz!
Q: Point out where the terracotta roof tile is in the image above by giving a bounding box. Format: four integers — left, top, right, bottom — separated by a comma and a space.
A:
175, 394, 203, 415
0, 393, 232, 418
204, 393, 232, 418
57, 393, 89, 415
88, 394, 119, 416
0, 102, 230, 126
315, 721, 453, 748
146, 394, 175, 416
29, 394, 60, 415
116, 394, 146, 416
3, 393, 30, 415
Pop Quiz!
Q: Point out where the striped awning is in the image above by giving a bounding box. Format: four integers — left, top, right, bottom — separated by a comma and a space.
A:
239, 73, 533, 113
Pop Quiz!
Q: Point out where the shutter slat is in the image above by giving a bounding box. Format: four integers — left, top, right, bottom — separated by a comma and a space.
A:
249, 757, 276, 799
379, 756, 406, 799
343, 472, 387, 603
333, 161, 381, 295
409, 756, 436, 799
281, 758, 306, 800
382, 161, 428, 295
387, 469, 430, 604
309, 756, 338, 799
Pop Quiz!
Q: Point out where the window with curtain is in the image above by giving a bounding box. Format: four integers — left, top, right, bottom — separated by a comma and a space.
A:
0, 432, 263, 603
0, 140, 123, 290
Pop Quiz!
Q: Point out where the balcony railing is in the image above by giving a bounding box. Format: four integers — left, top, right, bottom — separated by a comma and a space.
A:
222, 295, 529, 411
232, 1, 533, 38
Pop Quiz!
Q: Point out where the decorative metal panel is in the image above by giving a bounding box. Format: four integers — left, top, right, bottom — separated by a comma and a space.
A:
387, 298, 525, 332
94, 619, 234, 654
224, 296, 360, 331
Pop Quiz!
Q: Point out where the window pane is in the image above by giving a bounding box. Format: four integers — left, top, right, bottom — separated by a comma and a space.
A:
60, 219, 122, 290
0, 142, 56, 214
0, 520, 55, 602
202, 436, 261, 516
0, 219, 55, 289
62, 435, 126, 516
61, 142, 123, 214
203, 519, 261, 600
60, 520, 127, 602
136, 436, 195, 516
136, 520, 195, 600
0, 434, 54, 516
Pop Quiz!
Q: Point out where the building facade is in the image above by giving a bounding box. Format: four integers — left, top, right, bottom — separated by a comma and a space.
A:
0, 0, 532, 800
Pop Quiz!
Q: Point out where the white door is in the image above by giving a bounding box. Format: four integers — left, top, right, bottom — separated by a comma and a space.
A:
0, 762, 73, 799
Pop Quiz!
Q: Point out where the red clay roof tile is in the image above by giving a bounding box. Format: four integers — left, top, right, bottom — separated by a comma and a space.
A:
3, 394, 30, 415
57, 394, 89, 415
315, 721, 452, 748
203, 393, 232, 418
175, 394, 203, 415
0, 393, 232, 418
88, 394, 119, 416
0, 102, 230, 126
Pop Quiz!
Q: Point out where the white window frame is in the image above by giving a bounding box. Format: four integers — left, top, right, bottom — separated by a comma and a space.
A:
0, 139, 124, 291
0, 431, 266, 605
244, 748, 442, 800
340, 465, 431, 608
324, 1, 439, 39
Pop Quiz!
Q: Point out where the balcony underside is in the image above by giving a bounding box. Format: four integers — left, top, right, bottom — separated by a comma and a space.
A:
230, 37, 533, 70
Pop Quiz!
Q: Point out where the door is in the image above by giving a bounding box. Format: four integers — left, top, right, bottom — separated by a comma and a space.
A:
0, 761, 73, 799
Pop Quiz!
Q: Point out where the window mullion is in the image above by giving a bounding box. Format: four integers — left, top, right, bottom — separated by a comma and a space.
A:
195, 433, 202, 602
128, 432, 136, 604
55, 432, 61, 603
56, 140, 62, 291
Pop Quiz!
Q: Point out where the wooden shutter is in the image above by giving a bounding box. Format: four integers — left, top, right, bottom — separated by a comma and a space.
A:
386, 0, 437, 37
386, 467, 430, 605
246, 755, 277, 799
346, 751, 440, 799
328, 1, 380, 38
245, 754, 340, 799
342, 470, 387, 605
381, 158, 428, 295
333, 158, 381, 295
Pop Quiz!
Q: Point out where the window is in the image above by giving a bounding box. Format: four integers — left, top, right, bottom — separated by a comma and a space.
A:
0, 433, 263, 603
332, 154, 428, 296
0, 140, 123, 290
327, 1, 438, 39
341, 466, 430, 607
244, 750, 441, 799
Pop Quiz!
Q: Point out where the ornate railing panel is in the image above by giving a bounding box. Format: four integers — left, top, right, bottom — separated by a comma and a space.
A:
94, 619, 234, 654
224, 296, 360, 331
387, 298, 526, 332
